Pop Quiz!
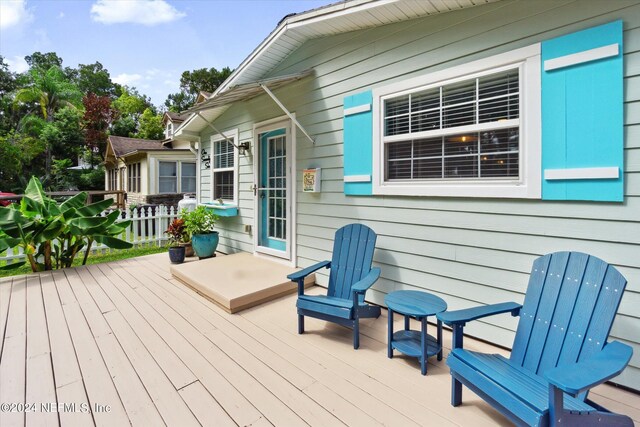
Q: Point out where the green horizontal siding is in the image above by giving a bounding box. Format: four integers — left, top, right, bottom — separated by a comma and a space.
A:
197, 0, 640, 389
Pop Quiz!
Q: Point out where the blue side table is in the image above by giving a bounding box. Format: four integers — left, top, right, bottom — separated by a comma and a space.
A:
385, 290, 447, 375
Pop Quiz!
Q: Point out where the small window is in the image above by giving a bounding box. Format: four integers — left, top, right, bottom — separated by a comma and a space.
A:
212, 138, 235, 201
159, 161, 177, 193
107, 168, 117, 191
127, 162, 141, 193
181, 162, 196, 193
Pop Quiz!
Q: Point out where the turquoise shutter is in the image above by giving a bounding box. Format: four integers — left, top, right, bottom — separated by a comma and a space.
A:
343, 90, 373, 195
541, 20, 624, 202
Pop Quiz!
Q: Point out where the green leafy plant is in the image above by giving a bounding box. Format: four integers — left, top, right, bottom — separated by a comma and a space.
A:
0, 176, 133, 272
180, 206, 218, 236
165, 218, 188, 247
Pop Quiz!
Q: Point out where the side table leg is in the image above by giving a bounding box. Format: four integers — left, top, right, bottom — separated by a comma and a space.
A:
437, 319, 443, 361
387, 309, 393, 358
421, 317, 427, 375
404, 315, 410, 331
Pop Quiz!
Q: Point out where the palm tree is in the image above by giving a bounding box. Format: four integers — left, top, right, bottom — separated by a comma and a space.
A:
14, 66, 82, 173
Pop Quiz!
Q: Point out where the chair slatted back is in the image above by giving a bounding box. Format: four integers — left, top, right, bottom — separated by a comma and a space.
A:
511, 252, 627, 381
328, 224, 377, 301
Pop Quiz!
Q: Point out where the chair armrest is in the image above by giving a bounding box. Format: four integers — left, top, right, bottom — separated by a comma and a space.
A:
352, 267, 381, 294
437, 302, 521, 326
287, 260, 331, 281
545, 341, 633, 396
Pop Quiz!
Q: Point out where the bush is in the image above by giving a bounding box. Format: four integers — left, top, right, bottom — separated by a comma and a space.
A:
0, 176, 132, 272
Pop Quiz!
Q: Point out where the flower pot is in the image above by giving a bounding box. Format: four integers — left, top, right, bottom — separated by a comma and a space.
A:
180, 241, 194, 257
168, 246, 186, 264
191, 231, 219, 259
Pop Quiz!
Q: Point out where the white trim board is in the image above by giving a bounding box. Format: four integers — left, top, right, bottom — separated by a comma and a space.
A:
544, 44, 619, 71
343, 104, 371, 116
344, 175, 371, 183
544, 167, 619, 180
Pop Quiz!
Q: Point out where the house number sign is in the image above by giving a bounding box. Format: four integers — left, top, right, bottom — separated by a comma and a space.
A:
201, 148, 211, 169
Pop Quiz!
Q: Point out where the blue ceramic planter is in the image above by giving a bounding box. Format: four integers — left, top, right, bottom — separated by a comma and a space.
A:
168, 246, 186, 264
191, 232, 219, 259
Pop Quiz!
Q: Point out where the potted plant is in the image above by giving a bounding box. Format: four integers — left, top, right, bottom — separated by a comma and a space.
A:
166, 218, 188, 264
181, 206, 219, 259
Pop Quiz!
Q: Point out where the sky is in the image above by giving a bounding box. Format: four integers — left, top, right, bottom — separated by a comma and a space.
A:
0, 0, 334, 107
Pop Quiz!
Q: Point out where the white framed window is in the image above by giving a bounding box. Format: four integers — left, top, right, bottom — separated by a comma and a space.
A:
158, 161, 196, 194
127, 162, 141, 193
210, 129, 239, 203
107, 168, 117, 191
159, 161, 177, 193
181, 162, 196, 193
372, 45, 541, 198
165, 122, 173, 139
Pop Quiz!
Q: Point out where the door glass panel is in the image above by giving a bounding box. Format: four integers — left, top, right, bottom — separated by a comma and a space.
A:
268, 135, 286, 241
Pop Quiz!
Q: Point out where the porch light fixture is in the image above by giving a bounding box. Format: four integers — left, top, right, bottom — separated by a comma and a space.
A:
238, 141, 251, 155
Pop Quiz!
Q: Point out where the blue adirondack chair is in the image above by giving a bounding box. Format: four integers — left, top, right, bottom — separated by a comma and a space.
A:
438, 252, 633, 427
287, 224, 381, 349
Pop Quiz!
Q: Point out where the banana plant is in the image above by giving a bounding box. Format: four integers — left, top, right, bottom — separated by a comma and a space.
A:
0, 177, 132, 272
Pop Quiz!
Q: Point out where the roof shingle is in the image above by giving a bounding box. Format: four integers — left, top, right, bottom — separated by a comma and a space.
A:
108, 136, 169, 157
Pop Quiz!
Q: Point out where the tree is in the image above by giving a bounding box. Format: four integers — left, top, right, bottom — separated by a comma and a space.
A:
136, 108, 164, 140
68, 62, 117, 97
41, 106, 85, 166
14, 66, 82, 122
0, 131, 46, 191
112, 87, 154, 136
110, 114, 136, 137
0, 56, 18, 136
82, 93, 118, 161
164, 66, 233, 112
13, 66, 82, 174
25, 52, 63, 71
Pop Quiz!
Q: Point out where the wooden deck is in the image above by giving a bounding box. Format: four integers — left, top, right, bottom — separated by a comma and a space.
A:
1, 253, 638, 427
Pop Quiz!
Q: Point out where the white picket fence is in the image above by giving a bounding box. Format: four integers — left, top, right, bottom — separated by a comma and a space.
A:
1, 205, 180, 266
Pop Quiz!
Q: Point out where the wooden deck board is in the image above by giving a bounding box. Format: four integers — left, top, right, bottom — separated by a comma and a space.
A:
2, 252, 639, 427
0, 275, 14, 356
39, 272, 93, 427
25, 275, 58, 427
99, 260, 267, 427
1, 276, 27, 427
49, 271, 130, 427
88, 264, 197, 390
121, 265, 307, 427
129, 259, 345, 427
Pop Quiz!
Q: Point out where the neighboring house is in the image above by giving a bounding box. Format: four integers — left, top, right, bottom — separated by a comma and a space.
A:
105, 113, 196, 207
174, 0, 640, 390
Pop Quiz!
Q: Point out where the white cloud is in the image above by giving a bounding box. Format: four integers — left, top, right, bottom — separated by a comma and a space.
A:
5, 55, 29, 73
58, 12, 65, 19
90, 0, 186, 26
0, 0, 34, 30
113, 72, 142, 86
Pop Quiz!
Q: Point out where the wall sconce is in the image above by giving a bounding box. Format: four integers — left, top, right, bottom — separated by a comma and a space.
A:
238, 141, 251, 155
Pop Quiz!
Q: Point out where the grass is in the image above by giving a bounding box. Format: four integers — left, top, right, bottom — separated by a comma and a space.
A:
0, 245, 168, 278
